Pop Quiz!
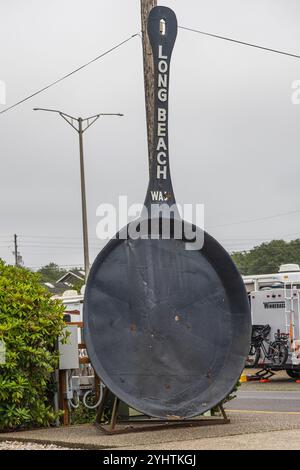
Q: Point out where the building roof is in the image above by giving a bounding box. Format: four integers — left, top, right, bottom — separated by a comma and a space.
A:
56, 271, 85, 286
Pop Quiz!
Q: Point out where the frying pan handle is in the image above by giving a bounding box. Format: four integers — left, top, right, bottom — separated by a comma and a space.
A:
144, 6, 178, 209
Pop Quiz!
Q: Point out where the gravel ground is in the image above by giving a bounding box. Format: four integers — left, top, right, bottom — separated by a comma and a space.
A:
0, 440, 75, 450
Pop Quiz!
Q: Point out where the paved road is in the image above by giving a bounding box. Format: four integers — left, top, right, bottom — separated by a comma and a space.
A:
226, 390, 300, 413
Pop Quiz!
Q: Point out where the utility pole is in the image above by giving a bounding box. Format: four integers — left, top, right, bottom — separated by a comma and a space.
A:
141, 0, 157, 171
77, 117, 90, 281
14, 234, 18, 266
33, 108, 123, 282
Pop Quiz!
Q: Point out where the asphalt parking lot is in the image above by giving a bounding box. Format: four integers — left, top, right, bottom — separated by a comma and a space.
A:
226, 368, 300, 413
226, 390, 300, 412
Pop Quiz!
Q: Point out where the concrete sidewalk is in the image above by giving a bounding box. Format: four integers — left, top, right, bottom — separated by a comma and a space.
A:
1, 410, 300, 450
119, 428, 300, 450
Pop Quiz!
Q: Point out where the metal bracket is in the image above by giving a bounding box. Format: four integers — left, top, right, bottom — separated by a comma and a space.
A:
95, 389, 230, 435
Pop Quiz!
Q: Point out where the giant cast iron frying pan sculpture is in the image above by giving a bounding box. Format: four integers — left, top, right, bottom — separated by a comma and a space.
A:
84, 6, 251, 419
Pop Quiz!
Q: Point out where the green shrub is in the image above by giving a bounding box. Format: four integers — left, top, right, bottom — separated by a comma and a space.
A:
0, 260, 66, 430
69, 403, 96, 425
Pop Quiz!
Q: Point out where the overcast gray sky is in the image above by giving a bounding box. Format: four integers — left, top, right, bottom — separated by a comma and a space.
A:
1, 0, 300, 270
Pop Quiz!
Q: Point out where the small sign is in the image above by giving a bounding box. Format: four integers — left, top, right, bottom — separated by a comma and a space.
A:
0, 340, 6, 365
263, 301, 285, 309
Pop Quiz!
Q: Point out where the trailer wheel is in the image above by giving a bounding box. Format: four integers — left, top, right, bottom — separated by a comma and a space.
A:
271, 342, 288, 366
286, 369, 300, 379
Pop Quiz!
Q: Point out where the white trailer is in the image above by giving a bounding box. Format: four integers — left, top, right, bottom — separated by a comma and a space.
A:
52, 289, 84, 343
244, 264, 300, 378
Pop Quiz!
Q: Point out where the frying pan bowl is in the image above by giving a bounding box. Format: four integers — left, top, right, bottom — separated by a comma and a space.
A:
84, 222, 251, 419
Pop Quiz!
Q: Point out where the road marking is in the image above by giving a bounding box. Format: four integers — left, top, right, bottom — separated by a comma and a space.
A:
227, 409, 300, 415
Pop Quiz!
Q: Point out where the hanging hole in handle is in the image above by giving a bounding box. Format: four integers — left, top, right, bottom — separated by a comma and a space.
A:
160, 19, 166, 35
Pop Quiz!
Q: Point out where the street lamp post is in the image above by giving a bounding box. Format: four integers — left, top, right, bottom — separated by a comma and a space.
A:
34, 108, 123, 281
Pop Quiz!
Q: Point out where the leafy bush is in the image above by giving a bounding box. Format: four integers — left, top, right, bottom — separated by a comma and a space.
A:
0, 261, 66, 430
69, 403, 96, 425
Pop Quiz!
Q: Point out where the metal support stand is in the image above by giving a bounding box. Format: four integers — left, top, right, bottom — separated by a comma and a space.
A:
95, 391, 230, 435
247, 368, 275, 381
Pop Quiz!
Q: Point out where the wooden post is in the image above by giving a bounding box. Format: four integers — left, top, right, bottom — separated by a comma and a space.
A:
58, 370, 69, 426
141, 0, 157, 171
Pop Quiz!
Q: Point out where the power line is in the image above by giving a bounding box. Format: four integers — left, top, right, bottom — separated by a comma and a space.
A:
16, 208, 300, 240
221, 231, 300, 241
0, 33, 139, 115
209, 209, 300, 229
19, 245, 104, 249
6, 220, 300, 242
20, 234, 101, 240
19, 241, 89, 244
222, 235, 300, 246
18, 239, 105, 247
1, 25, 299, 118
179, 25, 300, 60
28, 263, 84, 269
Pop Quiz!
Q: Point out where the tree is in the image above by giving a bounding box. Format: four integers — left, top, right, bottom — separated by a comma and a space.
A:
232, 239, 300, 275
0, 261, 66, 430
37, 262, 67, 284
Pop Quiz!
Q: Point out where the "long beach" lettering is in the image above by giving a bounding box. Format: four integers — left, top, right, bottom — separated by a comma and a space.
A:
156, 44, 168, 181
